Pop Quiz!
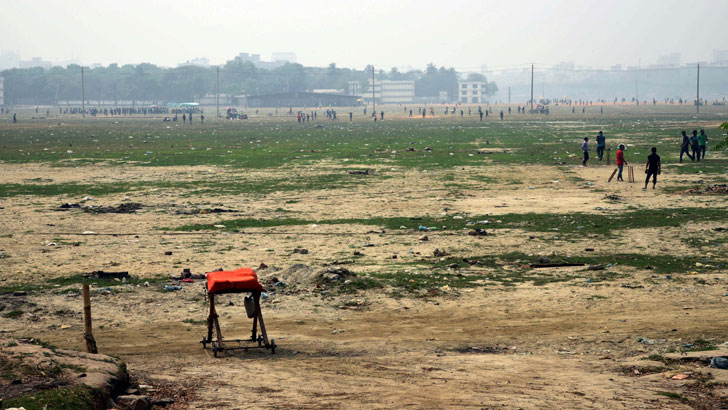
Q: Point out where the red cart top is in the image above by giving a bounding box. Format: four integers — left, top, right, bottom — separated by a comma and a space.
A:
206, 268, 263, 294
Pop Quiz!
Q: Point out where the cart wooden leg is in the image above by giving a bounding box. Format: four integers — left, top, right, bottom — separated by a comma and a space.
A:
255, 292, 270, 346
206, 293, 214, 343
210, 293, 225, 349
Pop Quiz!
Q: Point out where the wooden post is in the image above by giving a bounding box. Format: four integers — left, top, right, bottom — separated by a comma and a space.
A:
607, 149, 611, 165
82, 284, 98, 354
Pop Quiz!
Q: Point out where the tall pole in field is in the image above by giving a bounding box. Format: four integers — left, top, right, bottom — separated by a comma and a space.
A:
529, 64, 534, 113
371, 65, 376, 116
696, 63, 700, 114
81, 66, 86, 118
216, 67, 220, 118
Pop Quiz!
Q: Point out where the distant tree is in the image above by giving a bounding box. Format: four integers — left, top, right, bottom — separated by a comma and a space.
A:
716, 122, 728, 150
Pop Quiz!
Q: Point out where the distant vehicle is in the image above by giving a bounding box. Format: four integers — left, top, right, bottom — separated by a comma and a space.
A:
226, 107, 248, 120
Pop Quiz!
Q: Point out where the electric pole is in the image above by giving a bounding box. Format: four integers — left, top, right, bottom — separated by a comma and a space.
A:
216, 67, 220, 118
371, 65, 376, 116
696, 63, 700, 114
529, 64, 534, 113
81, 66, 86, 118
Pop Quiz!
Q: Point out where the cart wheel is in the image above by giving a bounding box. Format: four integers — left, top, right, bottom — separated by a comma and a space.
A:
270, 339, 276, 355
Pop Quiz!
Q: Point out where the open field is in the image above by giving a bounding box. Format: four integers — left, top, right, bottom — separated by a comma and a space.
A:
1, 103, 728, 409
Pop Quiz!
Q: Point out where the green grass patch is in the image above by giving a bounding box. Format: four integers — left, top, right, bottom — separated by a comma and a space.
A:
0, 274, 168, 295
2, 385, 104, 410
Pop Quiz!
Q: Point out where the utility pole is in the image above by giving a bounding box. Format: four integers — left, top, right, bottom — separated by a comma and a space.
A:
371, 65, 376, 116
696, 63, 700, 114
216, 67, 220, 118
81, 66, 86, 118
529, 64, 534, 113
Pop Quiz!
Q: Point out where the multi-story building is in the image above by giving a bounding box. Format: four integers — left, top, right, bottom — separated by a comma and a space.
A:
458, 81, 487, 103
348, 80, 361, 96
364, 80, 414, 104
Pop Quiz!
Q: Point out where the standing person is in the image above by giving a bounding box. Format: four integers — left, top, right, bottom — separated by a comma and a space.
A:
499, 111, 503, 120
380, 110, 384, 121
616, 144, 628, 181
679, 131, 694, 163
349, 112, 353, 121
596, 131, 606, 161
182, 113, 186, 123
13, 113, 17, 123
581, 137, 589, 166
200, 114, 204, 123
698, 129, 708, 160
409, 109, 412, 117
690, 130, 700, 162
643, 147, 661, 190
189, 113, 193, 123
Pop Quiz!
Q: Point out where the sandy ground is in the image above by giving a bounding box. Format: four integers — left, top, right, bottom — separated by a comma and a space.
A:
1, 153, 728, 408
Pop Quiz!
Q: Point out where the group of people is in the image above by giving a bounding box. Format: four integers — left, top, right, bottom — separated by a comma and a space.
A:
679, 130, 708, 162
581, 129, 709, 190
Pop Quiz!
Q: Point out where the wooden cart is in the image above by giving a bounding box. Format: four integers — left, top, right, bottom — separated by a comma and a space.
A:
200, 268, 276, 357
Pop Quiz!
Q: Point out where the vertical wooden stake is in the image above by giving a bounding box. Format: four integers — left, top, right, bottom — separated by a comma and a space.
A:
607, 149, 611, 165
82, 284, 98, 354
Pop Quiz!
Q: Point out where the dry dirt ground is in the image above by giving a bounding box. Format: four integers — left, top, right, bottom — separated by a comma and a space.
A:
1, 149, 728, 408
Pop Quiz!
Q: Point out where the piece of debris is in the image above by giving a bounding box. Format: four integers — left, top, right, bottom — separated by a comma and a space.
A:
348, 170, 370, 175
293, 248, 309, 254
433, 248, 448, 257
710, 356, 728, 369
417, 235, 429, 241
164, 251, 173, 256
318, 266, 356, 282
83, 203, 143, 214
587, 264, 605, 271
90, 271, 129, 280
671, 374, 690, 380
468, 228, 488, 237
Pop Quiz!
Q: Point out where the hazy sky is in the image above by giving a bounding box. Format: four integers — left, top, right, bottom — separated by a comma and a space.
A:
2, 0, 727, 70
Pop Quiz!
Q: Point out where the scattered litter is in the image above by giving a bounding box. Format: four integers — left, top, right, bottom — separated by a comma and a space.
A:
293, 248, 309, 254
417, 235, 429, 241
710, 357, 728, 369
163, 285, 181, 291
671, 374, 690, 380
468, 228, 488, 237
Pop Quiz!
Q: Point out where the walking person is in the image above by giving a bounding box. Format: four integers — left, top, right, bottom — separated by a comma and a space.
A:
698, 129, 708, 160
582, 137, 589, 166
13, 113, 17, 123
616, 144, 628, 181
643, 147, 661, 190
690, 130, 700, 162
596, 131, 606, 161
679, 131, 694, 163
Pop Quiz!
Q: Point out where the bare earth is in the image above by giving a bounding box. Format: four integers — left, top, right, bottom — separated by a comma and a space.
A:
1, 144, 728, 408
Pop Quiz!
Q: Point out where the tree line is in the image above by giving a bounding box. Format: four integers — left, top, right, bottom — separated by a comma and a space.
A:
1, 58, 498, 105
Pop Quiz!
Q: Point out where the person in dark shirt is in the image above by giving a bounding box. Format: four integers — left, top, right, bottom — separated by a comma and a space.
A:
679, 131, 694, 163
690, 130, 700, 162
595, 131, 606, 160
644, 147, 661, 190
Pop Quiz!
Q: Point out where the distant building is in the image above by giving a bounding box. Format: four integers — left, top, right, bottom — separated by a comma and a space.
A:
364, 80, 414, 104
19, 57, 52, 69
312, 89, 345, 95
348, 81, 361, 96
714, 50, 728, 65
236, 52, 288, 69
178, 57, 211, 68
247, 91, 359, 108
458, 81, 487, 103
0, 76, 4, 106
439, 91, 449, 103
0, 50, 20, 70
656, 53, 680, 67
271, 52, 296, 64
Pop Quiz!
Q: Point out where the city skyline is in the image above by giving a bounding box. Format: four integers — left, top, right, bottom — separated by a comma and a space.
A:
1, 0, 726, 71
